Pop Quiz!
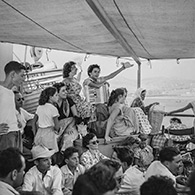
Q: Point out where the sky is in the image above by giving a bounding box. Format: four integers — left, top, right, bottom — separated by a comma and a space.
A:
13, 44, 195, 83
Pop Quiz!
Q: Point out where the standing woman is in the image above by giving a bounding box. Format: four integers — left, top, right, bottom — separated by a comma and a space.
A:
62, 61, 95, 122
131, 88, 158, 115
33, 87, 60, 152
53, 82, 79, 151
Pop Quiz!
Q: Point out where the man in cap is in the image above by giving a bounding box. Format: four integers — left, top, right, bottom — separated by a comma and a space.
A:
22, 145, 63, 195
0, 147, 26, 195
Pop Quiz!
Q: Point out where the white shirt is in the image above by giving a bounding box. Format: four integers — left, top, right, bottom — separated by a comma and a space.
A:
0, 181, 19, 195
145, 161, 176, 184
16, 107, 34, 134
119, 166, 145, 195
61, 164, 85, 195
0, 85, 19, 133
22, 165, 63, 195
36, 103, 59, 128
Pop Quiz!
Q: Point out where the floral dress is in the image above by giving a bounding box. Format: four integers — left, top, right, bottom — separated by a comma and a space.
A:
80, 149, 107, 169
63, 78, 95, 119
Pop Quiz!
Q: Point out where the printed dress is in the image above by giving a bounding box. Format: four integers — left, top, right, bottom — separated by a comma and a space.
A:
63, 78, 95, 119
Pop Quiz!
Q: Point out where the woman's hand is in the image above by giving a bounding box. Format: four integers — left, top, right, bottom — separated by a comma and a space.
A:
104, 136, 112, 144
121, 62, 134, 69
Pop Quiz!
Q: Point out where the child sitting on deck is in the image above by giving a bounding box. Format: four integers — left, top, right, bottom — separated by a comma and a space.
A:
134, 134, 154, 172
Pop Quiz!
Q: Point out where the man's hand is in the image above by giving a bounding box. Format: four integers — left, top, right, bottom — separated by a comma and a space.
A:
0, 123, 9, 134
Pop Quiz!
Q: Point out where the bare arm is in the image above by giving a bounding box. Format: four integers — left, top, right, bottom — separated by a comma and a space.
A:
32, 114, 38, 135
70, 104, 78, 117
103, 62, 133, 81
87, 62, 134, 89
104, 106, 120, 143
168, 103, 193, 115
76, 70, 82, 82
53, 116, 60, 133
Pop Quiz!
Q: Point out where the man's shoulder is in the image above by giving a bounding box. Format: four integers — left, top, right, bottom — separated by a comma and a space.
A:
25, 166, 38, 175
0, 181, 19, 195
50, 165, 62, 174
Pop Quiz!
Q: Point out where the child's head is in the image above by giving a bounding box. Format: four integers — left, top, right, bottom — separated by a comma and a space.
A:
138, 134, 148, 149
121, 136, 140, 150
63, 147, 79, 168
170, 117, 182, 125
112, 146, 134, 168
39, 87, 58, 105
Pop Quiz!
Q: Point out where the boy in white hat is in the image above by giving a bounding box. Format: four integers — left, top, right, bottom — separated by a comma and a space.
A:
22, 145, 63, 195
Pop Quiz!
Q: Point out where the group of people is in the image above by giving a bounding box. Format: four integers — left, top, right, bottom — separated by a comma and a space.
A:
1, 139, 195, 195
1, 59, 195, 195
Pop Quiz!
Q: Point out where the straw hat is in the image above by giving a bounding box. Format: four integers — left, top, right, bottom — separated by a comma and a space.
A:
29, 145, 55, 161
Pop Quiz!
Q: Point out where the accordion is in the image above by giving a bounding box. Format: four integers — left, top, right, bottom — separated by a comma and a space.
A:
85, 83, 109, 104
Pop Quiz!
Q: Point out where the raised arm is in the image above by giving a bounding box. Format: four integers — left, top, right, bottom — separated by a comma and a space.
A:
76, 70, 82, 82
104, 106, 121, 143
168, 103, 193, 115
86, 62, 134, 89
103, 62, 133, 83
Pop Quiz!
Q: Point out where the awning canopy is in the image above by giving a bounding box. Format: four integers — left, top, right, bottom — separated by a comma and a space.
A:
1, 0, 195, 64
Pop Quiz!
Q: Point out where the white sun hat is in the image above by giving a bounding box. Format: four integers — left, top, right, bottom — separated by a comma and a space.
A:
29, 145, 55, 161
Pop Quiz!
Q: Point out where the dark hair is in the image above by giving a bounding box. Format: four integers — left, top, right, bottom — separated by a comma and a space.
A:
53, 82, 65, 93
0, 147, 23, 178
39, 87, 57, 105
82, 133, 96, 149
63, 147, 79, 160
140, 175, 177, 195
73, 174, 99, 195
107, 88, 127, 107
13, 90, 19, 94
170, 117, 182, 124
63, 61, 76, 78
86, 160, 119, 194
159, 147, 180, 163
120, 136, 140, 147
4, 61, 26, 75
87, 64, 100, 76
138, 134, 148, 141
99, 159, 121, 173
113, 146, 134, 166
73, 159, 120, 195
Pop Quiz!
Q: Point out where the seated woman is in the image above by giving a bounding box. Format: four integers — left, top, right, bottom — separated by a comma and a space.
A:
53, 82, 80, 152
131, 88, 159, 115
80, 133, 108, 170
104, 88, 139, 143
62, 61, 95, 123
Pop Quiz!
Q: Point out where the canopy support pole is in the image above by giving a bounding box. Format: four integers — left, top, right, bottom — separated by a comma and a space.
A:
86, 0, 141, 66
137, 63, 141, 88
